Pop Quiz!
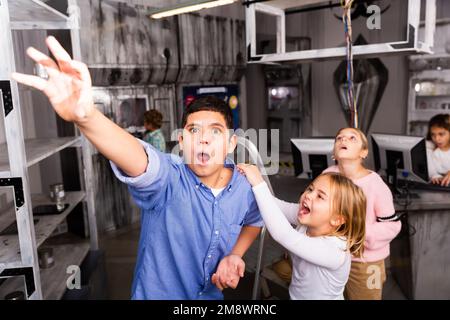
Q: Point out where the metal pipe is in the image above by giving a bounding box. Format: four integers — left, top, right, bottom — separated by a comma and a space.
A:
236, 136, 274, 300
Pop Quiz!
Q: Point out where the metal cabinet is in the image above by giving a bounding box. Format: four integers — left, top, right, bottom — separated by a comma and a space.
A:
0, 0, 98, 300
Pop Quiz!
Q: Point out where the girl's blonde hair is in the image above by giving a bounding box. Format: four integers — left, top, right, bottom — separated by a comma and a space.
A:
320, 172, 366, 258
335, 127, 369, 151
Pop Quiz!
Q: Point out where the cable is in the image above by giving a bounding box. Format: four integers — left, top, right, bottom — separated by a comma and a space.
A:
341, 0, 358, 129
393, 179, 417, 237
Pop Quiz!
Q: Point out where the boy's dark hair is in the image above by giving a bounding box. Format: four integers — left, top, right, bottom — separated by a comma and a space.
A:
181, 96, 233, 129
427, 113, 450, 140
144, 109, 163, 129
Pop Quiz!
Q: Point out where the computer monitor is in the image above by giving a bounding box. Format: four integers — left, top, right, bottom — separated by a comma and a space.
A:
291, 138, 335, 180
371, 133, 429, 191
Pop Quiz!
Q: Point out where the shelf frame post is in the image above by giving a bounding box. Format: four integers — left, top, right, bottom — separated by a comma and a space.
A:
0, 0, 42, 300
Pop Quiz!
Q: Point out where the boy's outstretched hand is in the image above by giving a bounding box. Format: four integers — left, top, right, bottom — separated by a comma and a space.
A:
211, 254, 245, 291
12, 36, 94, 125
236, 164, 265, 187
11, 36, 148, 177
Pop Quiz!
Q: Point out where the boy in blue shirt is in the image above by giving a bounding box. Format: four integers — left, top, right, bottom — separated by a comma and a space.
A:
13, 36, 263, 300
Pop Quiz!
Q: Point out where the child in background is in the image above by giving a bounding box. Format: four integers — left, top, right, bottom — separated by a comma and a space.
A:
234, 166, 366, 300
324, 127, 401, 300
143, 109, 166, 153
426, 114, 450, 186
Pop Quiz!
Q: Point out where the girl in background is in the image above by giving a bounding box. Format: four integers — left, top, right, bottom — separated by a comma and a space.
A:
324, 127, 401, 300
426, 114, 450, 186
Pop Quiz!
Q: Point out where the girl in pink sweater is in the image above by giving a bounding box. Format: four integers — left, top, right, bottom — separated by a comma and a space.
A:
323, 127, 401, 300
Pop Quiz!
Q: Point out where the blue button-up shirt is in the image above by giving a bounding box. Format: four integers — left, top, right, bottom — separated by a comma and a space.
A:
111, 140, 263, 300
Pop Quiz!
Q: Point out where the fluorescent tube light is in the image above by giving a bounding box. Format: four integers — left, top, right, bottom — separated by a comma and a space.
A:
150, 0, 237, 19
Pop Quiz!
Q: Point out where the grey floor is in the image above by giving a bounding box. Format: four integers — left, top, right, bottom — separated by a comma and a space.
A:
98, 173, 408, 300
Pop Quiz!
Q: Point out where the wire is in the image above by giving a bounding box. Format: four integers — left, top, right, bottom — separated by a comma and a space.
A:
342, 0, 358, 129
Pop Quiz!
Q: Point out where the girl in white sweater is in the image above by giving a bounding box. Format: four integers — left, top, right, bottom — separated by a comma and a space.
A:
236, 167, 366, 300
427, 114, 450, 186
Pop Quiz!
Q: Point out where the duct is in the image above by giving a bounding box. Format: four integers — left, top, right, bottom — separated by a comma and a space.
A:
77, 0, 246, 86
88, 64, 179, 86
77, 0, 179, 85
177, 13, 246, 83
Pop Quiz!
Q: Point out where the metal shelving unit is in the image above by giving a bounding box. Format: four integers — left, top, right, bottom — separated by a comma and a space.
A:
245, 0, 436, 64
406, 18, 450, 136
0, 191, 86, 263
0, 0, 98, 300
0, 137, 82, 172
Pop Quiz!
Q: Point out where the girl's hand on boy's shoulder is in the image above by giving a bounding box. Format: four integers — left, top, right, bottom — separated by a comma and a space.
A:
236, 164, 265, 187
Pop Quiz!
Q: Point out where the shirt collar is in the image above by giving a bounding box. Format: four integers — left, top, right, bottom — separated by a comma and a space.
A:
186, 157, 238, 191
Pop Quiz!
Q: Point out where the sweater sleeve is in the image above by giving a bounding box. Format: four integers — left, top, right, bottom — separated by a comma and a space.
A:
252, 182, 347, 270
365, 179, 401, 250
365, 221, 401, 251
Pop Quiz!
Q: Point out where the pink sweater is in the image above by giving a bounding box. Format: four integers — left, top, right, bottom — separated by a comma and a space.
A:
323, 166, 401, 262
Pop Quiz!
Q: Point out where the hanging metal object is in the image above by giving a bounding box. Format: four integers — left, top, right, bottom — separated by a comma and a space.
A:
245, 0, 437, 63
334, 35, 389, 133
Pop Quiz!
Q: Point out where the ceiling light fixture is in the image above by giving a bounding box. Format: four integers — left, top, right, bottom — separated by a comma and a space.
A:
150, 0, 238, 19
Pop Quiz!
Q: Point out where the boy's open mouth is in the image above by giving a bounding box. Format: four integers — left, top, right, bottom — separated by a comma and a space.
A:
196, 152, 211, 164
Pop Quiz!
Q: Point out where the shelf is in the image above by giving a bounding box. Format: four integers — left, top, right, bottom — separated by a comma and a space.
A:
40, 234, 90, 300
0, 269, 27, 299
32, 191, 86, 248
409, 110, 450, 116
0, 191, 85, 265
0, 235, 90, 300
0, 137, 81, 172
416, 95, 450, 98
8, 0, 73, 30
0, 171, 11, 179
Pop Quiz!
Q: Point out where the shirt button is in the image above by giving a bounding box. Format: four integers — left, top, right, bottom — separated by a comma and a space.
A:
215, 230, 219, 235
214, 201, 217, 205
199, 292, 203, 296
208, 255, 212, 259
196, 185, 199, 189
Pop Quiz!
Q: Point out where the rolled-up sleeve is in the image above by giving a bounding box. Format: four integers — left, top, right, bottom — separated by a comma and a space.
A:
110, 139, 180, 211
110, 140, 161, 189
